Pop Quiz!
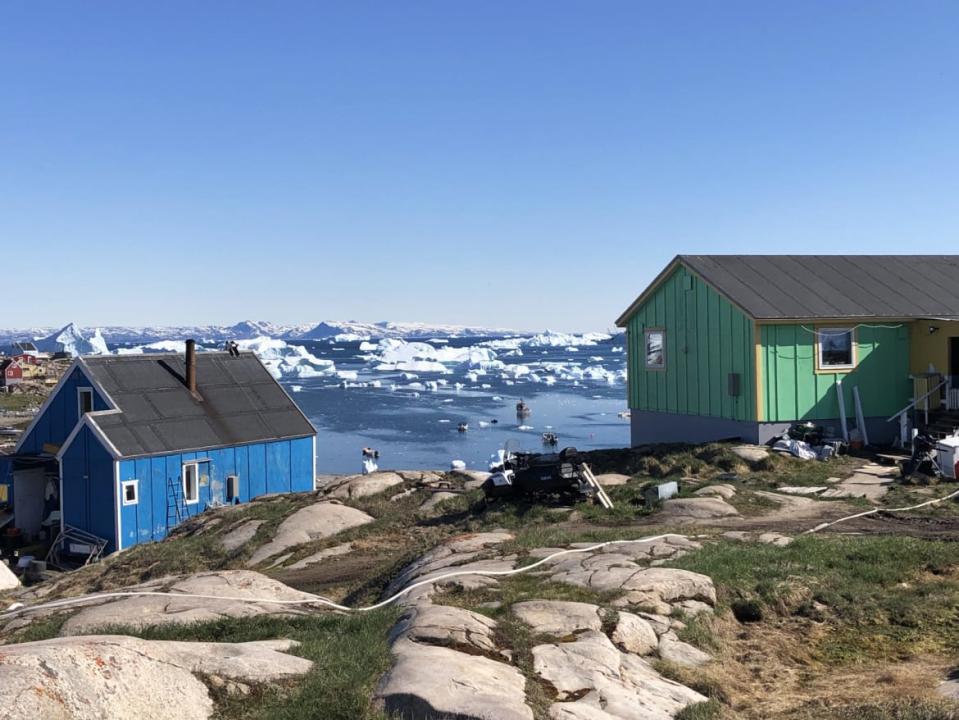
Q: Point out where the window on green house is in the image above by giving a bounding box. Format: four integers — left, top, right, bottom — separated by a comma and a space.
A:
818, 327, 855, 369
645, 329, 665, 369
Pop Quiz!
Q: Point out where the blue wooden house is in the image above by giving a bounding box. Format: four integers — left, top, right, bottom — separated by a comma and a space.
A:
11, 342, 317, 555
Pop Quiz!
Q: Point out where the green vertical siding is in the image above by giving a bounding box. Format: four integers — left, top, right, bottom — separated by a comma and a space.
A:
761, 324, 911, 422
626, 266, 756, 421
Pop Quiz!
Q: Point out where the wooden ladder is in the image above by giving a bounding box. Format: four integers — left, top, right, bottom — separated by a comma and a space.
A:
579, 463, 614, 510
166, 474, 187, 530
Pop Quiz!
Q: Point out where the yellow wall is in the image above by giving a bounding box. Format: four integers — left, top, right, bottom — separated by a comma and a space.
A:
19, 364, 43, 379
910, 320, 959, 375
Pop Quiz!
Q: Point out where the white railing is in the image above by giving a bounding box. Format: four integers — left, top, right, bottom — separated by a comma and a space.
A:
887, 377, 949, 446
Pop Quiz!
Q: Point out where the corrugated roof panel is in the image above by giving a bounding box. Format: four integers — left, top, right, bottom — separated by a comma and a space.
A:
79, 352, 315, 458
676, 255, 959, 319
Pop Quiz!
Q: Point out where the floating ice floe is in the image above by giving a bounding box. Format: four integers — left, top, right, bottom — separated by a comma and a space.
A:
366, 338, 502, 374
237, 336, 337, 380
480, 330, 611, 351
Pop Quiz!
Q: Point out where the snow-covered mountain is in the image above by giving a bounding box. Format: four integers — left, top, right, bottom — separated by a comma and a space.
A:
0, 320, 527, 347
292, 320, 520, 341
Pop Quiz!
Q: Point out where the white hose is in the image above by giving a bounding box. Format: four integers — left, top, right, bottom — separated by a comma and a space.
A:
4, 487, 958, 622
802, 486, 959, 534
0, 534, 681, 621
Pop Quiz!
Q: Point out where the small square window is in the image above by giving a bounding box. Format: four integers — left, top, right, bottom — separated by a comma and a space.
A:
122, 480, 138, 506
645, 329, 665, 369
818, 328, 856, 370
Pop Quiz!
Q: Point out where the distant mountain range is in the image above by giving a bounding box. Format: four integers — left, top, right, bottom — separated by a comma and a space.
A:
0, 320, 528, 349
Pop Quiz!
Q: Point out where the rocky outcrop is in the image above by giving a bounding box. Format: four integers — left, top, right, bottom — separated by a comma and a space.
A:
246, 501, 374, 566
325, 471, 407, 500
383, 531, 516, 605
693, 484, 737, 500
660, 497, 739, 520
377, 594, 531, 720
60, 570, 316, 635
594, 473, 631, 486
0, 635, 311, 720
374, 532, 713, 720
512, 600, 603, 636
543, 536, 715, 614
390, 604, 501, 655
532, 631, 706, 720
658, 630, 712, 667
0, 560, 19, 591
220, 519, 264, 552
610, 611, 659, 656
285, 542, 354, 570
730, 445, 769, 463
377, 637, 533, 720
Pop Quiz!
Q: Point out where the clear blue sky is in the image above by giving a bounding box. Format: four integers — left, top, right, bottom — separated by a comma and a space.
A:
2, 2, 957, 332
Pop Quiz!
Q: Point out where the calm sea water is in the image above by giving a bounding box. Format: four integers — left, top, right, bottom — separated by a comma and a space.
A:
286, 337, 630, 474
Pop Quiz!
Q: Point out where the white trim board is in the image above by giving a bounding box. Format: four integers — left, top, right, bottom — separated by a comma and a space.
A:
56, 410, 124, 462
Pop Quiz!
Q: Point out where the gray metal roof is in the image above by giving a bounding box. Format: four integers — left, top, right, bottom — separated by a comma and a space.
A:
81, 352, 315, 458
620, 255, 959, 323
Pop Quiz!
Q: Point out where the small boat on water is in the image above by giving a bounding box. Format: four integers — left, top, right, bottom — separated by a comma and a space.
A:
542, 431, 558, 446
457, 422, 469, 433
516, 399, 531, 417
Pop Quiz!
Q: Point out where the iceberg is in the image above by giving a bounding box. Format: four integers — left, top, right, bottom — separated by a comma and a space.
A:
34, 323, 110, 356
236, 336, 337, 380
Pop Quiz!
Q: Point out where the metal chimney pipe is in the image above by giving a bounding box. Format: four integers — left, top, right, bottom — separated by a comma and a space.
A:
185, 339, 197, 394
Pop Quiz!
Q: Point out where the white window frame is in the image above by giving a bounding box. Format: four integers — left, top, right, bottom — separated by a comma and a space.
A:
644, 328, 666, 370
121, 479, 139, 506
182, 462, 200, 505
77, 387, 94, 416
816, 327, 857, 372
226, 474, 239, 502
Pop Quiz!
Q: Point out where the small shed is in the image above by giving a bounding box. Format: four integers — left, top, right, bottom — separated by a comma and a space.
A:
0, 360, 23, 389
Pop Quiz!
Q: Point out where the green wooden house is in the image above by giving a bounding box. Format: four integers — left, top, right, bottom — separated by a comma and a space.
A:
616, 255, 959, 446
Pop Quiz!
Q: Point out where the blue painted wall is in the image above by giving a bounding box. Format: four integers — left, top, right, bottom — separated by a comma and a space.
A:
116, 436, 314, 551
61, 424, 118, 552
18, 366, 110, 455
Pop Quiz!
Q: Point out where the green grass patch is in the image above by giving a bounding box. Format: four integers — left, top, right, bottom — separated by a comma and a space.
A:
7, 611, 74, 643
668, 535, 959, 664
0, 392, 40, 413
674, 614, 721, 653
85, 611, 399, 720
675, 699, 726, 720
435, 571, 618, 615
583, 443, 860, 487
880, 482, 959, 517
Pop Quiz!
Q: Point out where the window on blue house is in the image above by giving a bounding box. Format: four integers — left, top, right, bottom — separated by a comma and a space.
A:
182, 463, 199, 504
78, 387, 94, 415
122, 480, 138, 506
